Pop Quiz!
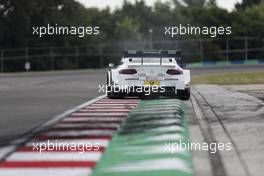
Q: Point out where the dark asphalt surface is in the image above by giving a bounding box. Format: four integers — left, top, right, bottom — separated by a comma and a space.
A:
247, 92, 264, 101
190, 64, 264, 75
0, 65, 263, 145
0, 70, 105, 145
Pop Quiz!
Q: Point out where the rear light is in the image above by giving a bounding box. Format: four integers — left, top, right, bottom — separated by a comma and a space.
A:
166, 69, 183, 75
119, 69, 137, 75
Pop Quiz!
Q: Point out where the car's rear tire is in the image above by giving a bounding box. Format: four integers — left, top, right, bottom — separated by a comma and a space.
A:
107, 86, 123, 99
177, 88, 190, 100
107, 72, 123, 99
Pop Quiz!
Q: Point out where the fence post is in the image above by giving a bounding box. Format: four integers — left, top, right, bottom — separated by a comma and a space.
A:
99, 45, 104, 68
148, 28, 153, 50
200, 39, 204, 63
50, 47, 54, 71
25, 47, 29, 72
75, 46, 79, 69
0, 50, 3, 73
124, 40, 127, 50
245, 37, 248, 61
226, 37, 229, 62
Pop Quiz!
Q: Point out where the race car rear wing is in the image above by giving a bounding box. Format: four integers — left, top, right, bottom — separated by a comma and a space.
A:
123, 50, 181, 59
123, 50, 181, 65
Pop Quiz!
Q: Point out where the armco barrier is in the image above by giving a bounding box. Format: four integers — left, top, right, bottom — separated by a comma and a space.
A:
203, 61, 217, 66
230, 60, 245, 65
187, 59, 264, 68
259, 59, 264, 63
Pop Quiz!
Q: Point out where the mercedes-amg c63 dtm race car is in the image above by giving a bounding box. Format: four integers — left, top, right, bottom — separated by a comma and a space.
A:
107, 50, 191, 100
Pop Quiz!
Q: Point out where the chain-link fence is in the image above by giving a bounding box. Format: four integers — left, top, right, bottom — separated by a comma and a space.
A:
1, 37, 264, 72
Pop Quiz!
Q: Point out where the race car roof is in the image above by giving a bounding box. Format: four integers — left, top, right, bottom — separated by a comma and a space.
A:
123, 50, 181, 59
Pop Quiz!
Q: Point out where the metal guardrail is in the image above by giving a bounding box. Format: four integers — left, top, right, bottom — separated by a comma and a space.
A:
186, 59, 264, 68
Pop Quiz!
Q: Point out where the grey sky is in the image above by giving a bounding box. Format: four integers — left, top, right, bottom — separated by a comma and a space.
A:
77, 0, 242, 11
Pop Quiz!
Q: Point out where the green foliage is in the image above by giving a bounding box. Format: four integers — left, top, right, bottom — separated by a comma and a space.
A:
115, 16, 142, 42
231, 1, 264, 37
193, 72, 264, 85
0, 0, 264, 49
235, 0, 262, 10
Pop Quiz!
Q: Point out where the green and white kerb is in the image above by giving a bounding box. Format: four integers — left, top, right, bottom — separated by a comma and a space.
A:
92, 99, 193, 176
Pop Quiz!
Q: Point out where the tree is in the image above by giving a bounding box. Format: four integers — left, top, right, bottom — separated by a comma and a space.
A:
232, 1, 264, 37
235, 0, 261, 10
114, 16, 142, 48
173, 0, 206, 6
0, 0, 95, 48
207, 0, 217, 7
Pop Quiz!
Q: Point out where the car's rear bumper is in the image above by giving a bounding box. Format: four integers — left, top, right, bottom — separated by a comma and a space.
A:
114, 80, 189, 90
108, 85, 189, 96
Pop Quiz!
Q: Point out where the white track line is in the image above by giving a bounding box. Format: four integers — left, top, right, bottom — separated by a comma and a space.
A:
62, 117, 123, 122
0, 146, 16, 161
53, 123, 118, 129
43, 130, 115, 136
71, 112, 127, 116
7, 152, 102, 161
0, 168, 92, 176
0, 96, 140, 176
4, 95, 106, 158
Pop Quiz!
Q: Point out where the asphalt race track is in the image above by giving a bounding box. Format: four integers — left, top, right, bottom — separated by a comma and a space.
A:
0, 65, 263, 144
0, 65, 263, 176
0, 70, 105, 144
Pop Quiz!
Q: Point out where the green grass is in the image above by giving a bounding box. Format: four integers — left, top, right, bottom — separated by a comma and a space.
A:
192, 72, 264, 85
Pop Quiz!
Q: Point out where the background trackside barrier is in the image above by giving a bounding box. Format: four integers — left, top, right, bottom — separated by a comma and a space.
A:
187, 59, 264, 68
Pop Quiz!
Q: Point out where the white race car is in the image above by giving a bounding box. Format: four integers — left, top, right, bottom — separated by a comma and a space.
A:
107, 50, 191, 100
